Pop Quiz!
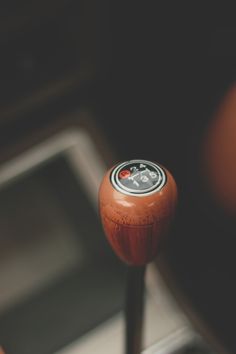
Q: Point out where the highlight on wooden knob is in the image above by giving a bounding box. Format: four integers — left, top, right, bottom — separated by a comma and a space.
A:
99, 159, 177, 266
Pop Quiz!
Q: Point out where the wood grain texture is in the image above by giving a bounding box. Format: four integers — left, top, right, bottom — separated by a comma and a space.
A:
99, 164, 177, 266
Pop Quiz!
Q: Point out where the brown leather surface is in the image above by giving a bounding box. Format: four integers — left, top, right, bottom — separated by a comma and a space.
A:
204, 83, 236, 214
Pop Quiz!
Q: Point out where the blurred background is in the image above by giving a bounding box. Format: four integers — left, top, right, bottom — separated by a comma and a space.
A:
0, 2, 236, 354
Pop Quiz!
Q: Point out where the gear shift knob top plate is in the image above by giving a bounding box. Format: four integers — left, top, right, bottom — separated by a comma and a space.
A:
99, 160, 177, 266
110, 160, 167, 196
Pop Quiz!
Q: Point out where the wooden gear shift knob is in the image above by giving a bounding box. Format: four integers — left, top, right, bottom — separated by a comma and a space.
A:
99, 159, 177, 266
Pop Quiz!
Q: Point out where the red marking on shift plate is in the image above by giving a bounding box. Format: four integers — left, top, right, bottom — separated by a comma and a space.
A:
119, 170, 131, 179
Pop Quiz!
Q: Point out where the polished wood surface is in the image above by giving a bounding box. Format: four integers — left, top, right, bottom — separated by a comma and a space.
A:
99, 163, 177, 266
